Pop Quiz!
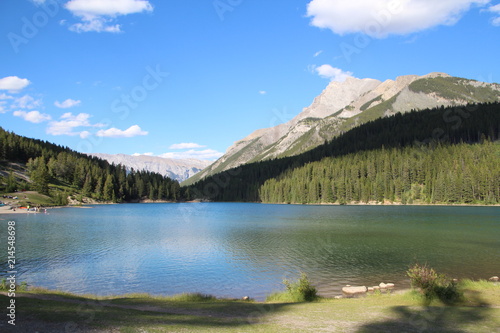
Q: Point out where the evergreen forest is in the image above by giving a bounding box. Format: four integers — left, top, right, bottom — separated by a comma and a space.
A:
0, 127, 181, 204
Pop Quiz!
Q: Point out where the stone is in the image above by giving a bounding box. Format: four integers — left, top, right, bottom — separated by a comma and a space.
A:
367, 287, 374, 292
373, 286, 380, 290
489, 276, 499, 282
334, 295, 343, 299
386, 283, 395, 289
342, 286, 368, 296
242, 296, 250, 301
379, 283, 387, 289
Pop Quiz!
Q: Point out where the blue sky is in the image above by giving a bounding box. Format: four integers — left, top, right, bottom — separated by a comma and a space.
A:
1, 0, 500, 160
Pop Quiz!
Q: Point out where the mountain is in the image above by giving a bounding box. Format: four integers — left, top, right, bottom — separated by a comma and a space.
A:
185, 72, 500, 185
89, 153, 211, 182
187, 102, 500, 204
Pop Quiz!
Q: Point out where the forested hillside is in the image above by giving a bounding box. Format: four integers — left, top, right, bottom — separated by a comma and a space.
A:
188, 103, 500, 204
0, 128, 182, 204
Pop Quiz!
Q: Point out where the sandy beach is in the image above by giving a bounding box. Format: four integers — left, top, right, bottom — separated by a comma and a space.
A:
0, 205, 49, 215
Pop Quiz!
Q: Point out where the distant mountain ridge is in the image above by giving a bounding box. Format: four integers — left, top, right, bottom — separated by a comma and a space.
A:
185, 72, 500, 185
89, 153, 211, 182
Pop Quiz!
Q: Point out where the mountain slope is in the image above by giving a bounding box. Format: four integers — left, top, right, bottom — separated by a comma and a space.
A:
185, 73, 500, 185
89, 153, 211, 182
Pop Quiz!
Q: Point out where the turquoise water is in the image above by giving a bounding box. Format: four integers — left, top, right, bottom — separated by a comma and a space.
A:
1, 203, 499, 300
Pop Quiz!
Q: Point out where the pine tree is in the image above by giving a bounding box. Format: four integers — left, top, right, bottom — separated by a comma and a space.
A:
103, 174, 115, 202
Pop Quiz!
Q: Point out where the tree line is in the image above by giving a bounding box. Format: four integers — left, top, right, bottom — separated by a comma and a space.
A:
0, 127, 182, 203
259, 142, 499, 205
188, 102, 500, 204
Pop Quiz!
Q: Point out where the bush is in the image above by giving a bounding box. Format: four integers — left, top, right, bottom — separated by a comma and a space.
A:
0, 278, 27, 292
267, 273, 318, 302
407, 263, 462, 305
168, 293, 217, 302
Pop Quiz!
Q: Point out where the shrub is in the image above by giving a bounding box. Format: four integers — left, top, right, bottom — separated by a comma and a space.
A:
168, 293, 217, 302
407, 263, 462, 305
0, 278, 28, 292
0, 278, 6, 291
267, 273, 318, 302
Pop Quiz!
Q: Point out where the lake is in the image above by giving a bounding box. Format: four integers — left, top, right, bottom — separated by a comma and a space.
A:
1, 203, 499, 301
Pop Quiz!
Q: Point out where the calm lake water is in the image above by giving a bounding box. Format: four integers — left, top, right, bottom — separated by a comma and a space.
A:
1, 203, 499, 300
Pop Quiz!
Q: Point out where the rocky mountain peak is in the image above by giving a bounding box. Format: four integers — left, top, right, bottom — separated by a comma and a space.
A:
184, 72, 500, 185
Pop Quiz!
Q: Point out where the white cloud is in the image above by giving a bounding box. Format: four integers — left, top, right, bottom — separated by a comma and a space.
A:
12, 95, 42, 110
65, 0, 153, 33
160, 149, 224, 161
0, 94, 13, 113
0, 93, 13, 100
0, 76, 31, 92
79, 131, 91, 139
489, 3, 500, 25
13, 110, 52, 123
0, 101, 9, 114
258, 90, 267, 95
132, 152, 154, 156
306, 0, 490, 38
54, 98, 82, 108
47, 112, 102, 136
69, 19, 121, 33
313, 50, 323, 57
96, 125, 148, 138
314, 64, 354, 82
489, 3, 500, 12
169, 143, 206, 150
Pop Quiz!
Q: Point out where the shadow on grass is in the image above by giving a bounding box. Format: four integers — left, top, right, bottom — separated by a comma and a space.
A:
0, 294, 298, 332
358, 291, 494, 333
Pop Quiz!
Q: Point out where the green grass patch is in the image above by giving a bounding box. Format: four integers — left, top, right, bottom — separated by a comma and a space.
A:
2, 280, 499, 332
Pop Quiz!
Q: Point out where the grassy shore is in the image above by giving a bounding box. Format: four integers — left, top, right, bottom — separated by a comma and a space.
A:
1, 280, 498, 332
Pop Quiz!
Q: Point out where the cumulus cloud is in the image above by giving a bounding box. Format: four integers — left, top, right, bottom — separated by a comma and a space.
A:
0, 76, 31, 92
54, 98, 82, 108
96, 125, 148, 138
47, 112, 103, 136
313, 64, 354, 82
489, 3, 500, 25
160, 149, 224, 161
65, 0, 153, 33
306, 0, 490, 38
13, 95, 42, 110
169, 143, 206, 150
13, 110, 52, 123
79, 131, 91, 139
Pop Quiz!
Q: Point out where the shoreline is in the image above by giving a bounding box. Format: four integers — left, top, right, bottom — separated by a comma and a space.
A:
1, 200, 499, 214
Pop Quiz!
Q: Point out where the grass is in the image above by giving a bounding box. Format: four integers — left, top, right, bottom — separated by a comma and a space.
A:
1, 280, 498, 332
0, 190, 55, 207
